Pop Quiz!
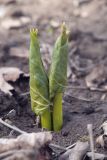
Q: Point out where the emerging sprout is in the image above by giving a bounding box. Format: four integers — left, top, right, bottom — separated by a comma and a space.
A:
29, 24, 69, 131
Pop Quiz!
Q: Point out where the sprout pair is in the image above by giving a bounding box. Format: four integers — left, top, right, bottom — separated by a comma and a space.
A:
29, 24, 68, 131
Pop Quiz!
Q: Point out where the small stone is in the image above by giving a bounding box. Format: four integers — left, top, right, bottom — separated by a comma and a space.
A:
50, 20, 60, 28
6, 109, 16, 119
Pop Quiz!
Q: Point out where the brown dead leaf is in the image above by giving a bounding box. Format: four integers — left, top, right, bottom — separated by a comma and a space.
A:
0, 67, 28, 95
96, 135, 104, 148
0, 74, 13, 95
101, 121, 107, 135
0, 132, 52, 160
0, 67, 23, 82
60, 141, 89, 160
85, 64, 107, 90
69, 141, 89, 160
1, 17, 30, 30
0, 150, 37, 160
96, 121, 107, 148
87, 152, 106, 160
0, 132, 52, 153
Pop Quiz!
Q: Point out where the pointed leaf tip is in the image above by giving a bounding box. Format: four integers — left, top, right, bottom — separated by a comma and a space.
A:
61, 23, 69, 36
61, 22, 67, 33
30, 28, 38, 37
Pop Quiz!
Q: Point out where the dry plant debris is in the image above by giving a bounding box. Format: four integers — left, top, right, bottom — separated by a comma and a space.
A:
69, 141, 89, 160
60, 141, 89, 160
85, 64, 107, 91
0, 67, 28, 95
1, 17, 31, 30
87, 152, 107, 160
0, 132, 52, 160
96, 121, 107, 148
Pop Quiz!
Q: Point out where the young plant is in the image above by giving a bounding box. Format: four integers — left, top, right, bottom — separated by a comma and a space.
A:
49, 24, 68, 131
29, 29, 52, 130
29, 24, 68, 131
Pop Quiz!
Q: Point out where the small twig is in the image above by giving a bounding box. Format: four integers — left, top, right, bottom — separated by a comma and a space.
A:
87, 124, 95, 160
0, 150, 19, 159
49, 142, 76, 152
87, 152, 107, 160
66, 143, 76, 150
67, 85, 107, 93
88, 87, 107, 92
0, 118, 26, 134
49, 143, 66, 151
65, 94, 95, 102
0, 149, 34, 159
65, 93, 107, 103
20, 91, 30, 96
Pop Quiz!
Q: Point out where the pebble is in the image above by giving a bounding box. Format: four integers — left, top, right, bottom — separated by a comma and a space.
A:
50, 20, 60, 28
6, 109, 16, 119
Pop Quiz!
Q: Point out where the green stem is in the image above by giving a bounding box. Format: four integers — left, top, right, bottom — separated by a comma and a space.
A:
41, 109, 52, 130
53, 93, 63, 131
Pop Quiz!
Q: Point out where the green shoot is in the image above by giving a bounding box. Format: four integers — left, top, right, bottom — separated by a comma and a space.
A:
29, 24, 68, 131
29, 29, 52, 130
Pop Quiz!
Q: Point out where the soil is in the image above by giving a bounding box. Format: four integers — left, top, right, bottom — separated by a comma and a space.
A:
0, 0, 107, 159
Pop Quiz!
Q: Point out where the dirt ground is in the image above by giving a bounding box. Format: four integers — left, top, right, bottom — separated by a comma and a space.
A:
0, 0, 107, 158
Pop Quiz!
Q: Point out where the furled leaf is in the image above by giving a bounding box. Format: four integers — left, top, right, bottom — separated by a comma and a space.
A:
49, 24, 69, 131
49, 24, 68, 100
29, 29, 50, 115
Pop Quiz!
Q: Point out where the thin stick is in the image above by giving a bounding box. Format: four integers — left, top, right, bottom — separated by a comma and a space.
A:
49, 143, 66, 151
87, 152, 107, 159
0, 119, 26, 134
49, 142, 76, 152
65, 93, 107, 103
66, 142, 76, 150
21, 91, 30, 96
67, 86, 107, 92
87, 124, 95, 160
